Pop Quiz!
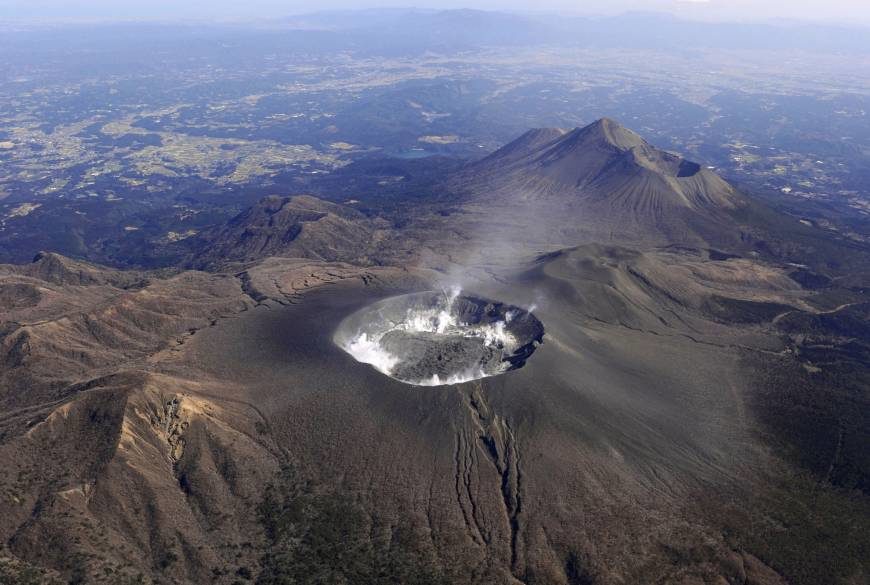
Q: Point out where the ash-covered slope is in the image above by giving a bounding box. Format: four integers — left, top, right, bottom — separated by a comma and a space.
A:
0, 253, 430, 584
0, 242, 868, 584
455, 118, 748, 248
190, 195, 378, 269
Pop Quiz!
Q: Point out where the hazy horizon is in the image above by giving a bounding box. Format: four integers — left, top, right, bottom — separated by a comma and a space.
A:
2, 0, 870, 27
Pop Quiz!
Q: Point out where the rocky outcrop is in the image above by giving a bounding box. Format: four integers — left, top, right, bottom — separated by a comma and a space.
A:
190, 195, 381, 269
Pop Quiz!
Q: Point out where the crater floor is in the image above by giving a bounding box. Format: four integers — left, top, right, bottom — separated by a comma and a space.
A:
334, 290, 545, 386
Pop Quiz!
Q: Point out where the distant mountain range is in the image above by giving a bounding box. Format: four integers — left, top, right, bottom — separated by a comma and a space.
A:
279, 8, 870, 55
8, 10, 868, 56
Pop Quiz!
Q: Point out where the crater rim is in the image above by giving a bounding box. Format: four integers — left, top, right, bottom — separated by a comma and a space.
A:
334, 290, 545, 387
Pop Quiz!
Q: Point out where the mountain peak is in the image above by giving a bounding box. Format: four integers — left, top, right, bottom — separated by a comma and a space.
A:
457, 118, 745, 247
477, 118, 715, 188
480, 119, 644, 168
569, 117, 646, 150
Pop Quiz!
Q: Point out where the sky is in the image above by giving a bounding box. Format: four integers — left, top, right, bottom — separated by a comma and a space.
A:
1, 0, 868, 25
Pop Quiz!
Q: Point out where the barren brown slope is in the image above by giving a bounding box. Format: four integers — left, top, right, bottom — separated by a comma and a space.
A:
0, 253, 432, 584
1, 248, 866, 584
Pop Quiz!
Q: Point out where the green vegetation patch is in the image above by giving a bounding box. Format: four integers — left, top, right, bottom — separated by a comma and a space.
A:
256, 466, 448, 585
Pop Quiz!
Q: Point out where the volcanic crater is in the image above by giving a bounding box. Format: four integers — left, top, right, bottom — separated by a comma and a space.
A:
334, 290, 545, 386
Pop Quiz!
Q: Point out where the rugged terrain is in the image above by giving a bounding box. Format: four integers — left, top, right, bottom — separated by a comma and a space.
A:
188, 195, 385, 270
0, 120, 868, 585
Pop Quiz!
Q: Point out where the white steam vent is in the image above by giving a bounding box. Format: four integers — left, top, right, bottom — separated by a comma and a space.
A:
334, 289, 544, 386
